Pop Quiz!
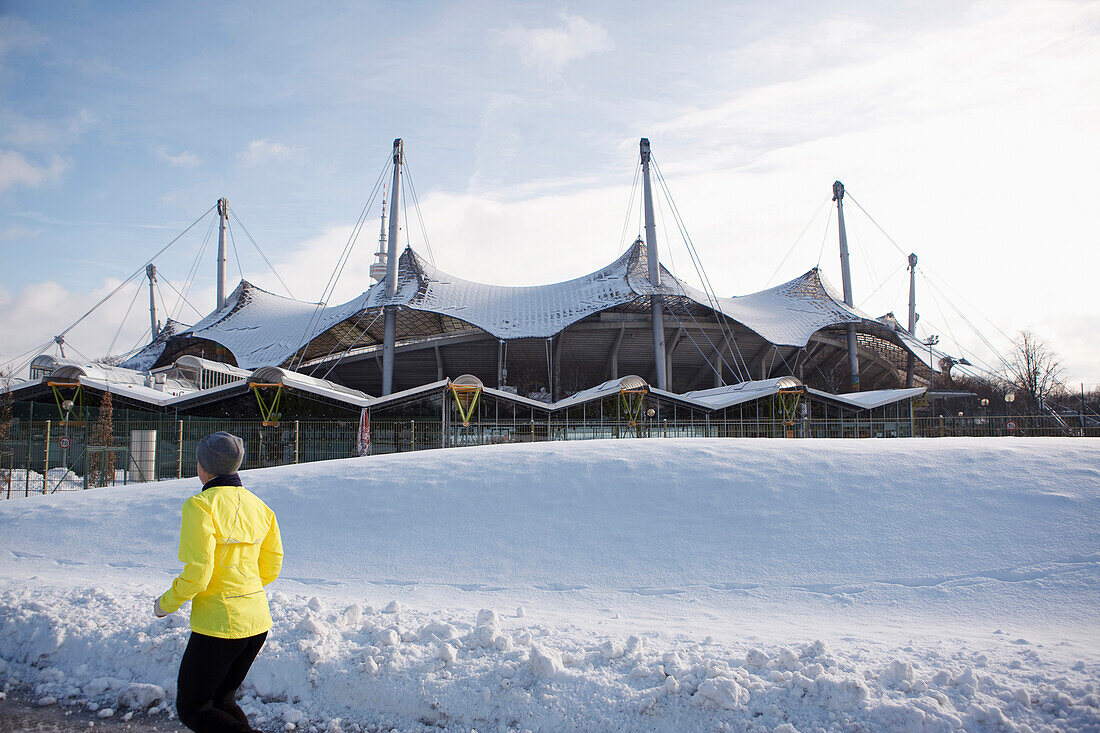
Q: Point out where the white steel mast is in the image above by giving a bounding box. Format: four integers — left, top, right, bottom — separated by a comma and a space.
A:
216, 197, 228, 311
833, 181, 860, 391
146, 264, 159, 341
640, 138, 667, 391
905, 252, 918, 387
381, 139, 403, 395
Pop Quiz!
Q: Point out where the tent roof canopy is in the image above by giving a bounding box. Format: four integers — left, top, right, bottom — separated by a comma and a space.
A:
167, 240, 881, 370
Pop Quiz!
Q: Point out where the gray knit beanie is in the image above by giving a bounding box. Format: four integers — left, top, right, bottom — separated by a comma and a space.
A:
196, 431, 244, 475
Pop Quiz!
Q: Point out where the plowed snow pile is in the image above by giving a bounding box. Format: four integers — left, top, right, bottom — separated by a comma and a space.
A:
1, 438, 1098, 732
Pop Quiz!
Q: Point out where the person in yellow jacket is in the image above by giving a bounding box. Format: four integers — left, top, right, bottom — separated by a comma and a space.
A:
155, 431, 282, 733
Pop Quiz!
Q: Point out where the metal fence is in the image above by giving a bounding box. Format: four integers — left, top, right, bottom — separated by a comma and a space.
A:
2, 413, 1094, 498
913, 414, 1099, 438
0, 416, 360, 498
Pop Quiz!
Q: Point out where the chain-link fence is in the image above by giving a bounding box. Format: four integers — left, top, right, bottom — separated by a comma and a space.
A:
2, 412, 1094, 499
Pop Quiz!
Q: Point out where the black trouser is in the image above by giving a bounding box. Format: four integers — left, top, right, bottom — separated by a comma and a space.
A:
176, 630, 267, 733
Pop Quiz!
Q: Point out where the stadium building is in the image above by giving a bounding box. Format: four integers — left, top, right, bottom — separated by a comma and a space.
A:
139, 141, 943, 402
2, 139, 950, 479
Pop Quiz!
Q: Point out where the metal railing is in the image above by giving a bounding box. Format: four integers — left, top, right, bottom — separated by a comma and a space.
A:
2, 413, 1094, 498
913, 414, 1099, 438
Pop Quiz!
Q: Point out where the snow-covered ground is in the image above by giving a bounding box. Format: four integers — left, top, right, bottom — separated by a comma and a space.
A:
1, 438, 1098, 732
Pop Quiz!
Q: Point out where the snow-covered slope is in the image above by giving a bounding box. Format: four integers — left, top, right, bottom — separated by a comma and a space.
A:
1, 438, 1098, 732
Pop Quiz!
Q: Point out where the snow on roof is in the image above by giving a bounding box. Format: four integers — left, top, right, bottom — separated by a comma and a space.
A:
2, 361, 190, 404
248, 366, 373, 407
699, 269, 870, 347
45, 363, 194, 396
364, 379, 450, 410
161, 379, 251, 410
0, 379, 42, 397
553, 375, 650, 409
814, 387, 927, 410
175, 241, 877, 369
553, 376, 791, 411
551, 376, 920, 412
403, 242, 872, 347
0, 375, 178, 405
120, 319, 190, 371
75, 377, 189, 406
49, 363, 148, 386
365, 378, 555, 412
681, 377, 804, 409
180, 282, 330, 369
682, 376, 803, 399
405, 246, 642, 339
27, 355, 162, 379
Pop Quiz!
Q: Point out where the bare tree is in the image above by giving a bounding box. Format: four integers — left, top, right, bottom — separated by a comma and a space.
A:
0, 370, 12, 493
952, 372, 1006, 405
1002, 330, 1064, 414
88, 392, 115, 487
0, 370, 12, 441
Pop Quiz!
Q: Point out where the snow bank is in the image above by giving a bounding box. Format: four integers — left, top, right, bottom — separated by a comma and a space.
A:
1, 467, 92, 496
2, 586, 1098, 732
1, 437, 1098, 731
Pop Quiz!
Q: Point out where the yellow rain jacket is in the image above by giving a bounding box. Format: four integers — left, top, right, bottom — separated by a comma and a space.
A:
159, 482, 283, 639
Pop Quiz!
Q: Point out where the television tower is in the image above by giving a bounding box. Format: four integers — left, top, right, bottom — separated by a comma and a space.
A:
369, 186, 388, 283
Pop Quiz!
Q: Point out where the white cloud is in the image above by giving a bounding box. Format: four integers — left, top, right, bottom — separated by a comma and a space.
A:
653, 0, 1100, 169
500, 13, 611, 76
0, 16, 45, 76
239, 138, 301, 166
0, 150, 66, 193
263, 224, 372, 305
0, 279, 144, 374
5, 109, 94, 147
0, 226, 37, 241
157, 147, 201, 169
0, 272, 222, 378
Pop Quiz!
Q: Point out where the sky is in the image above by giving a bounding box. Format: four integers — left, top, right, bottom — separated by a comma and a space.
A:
1, 0, 1098, 388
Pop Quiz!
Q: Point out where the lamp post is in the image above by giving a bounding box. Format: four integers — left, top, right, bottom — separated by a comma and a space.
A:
925, 335, 939, 407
